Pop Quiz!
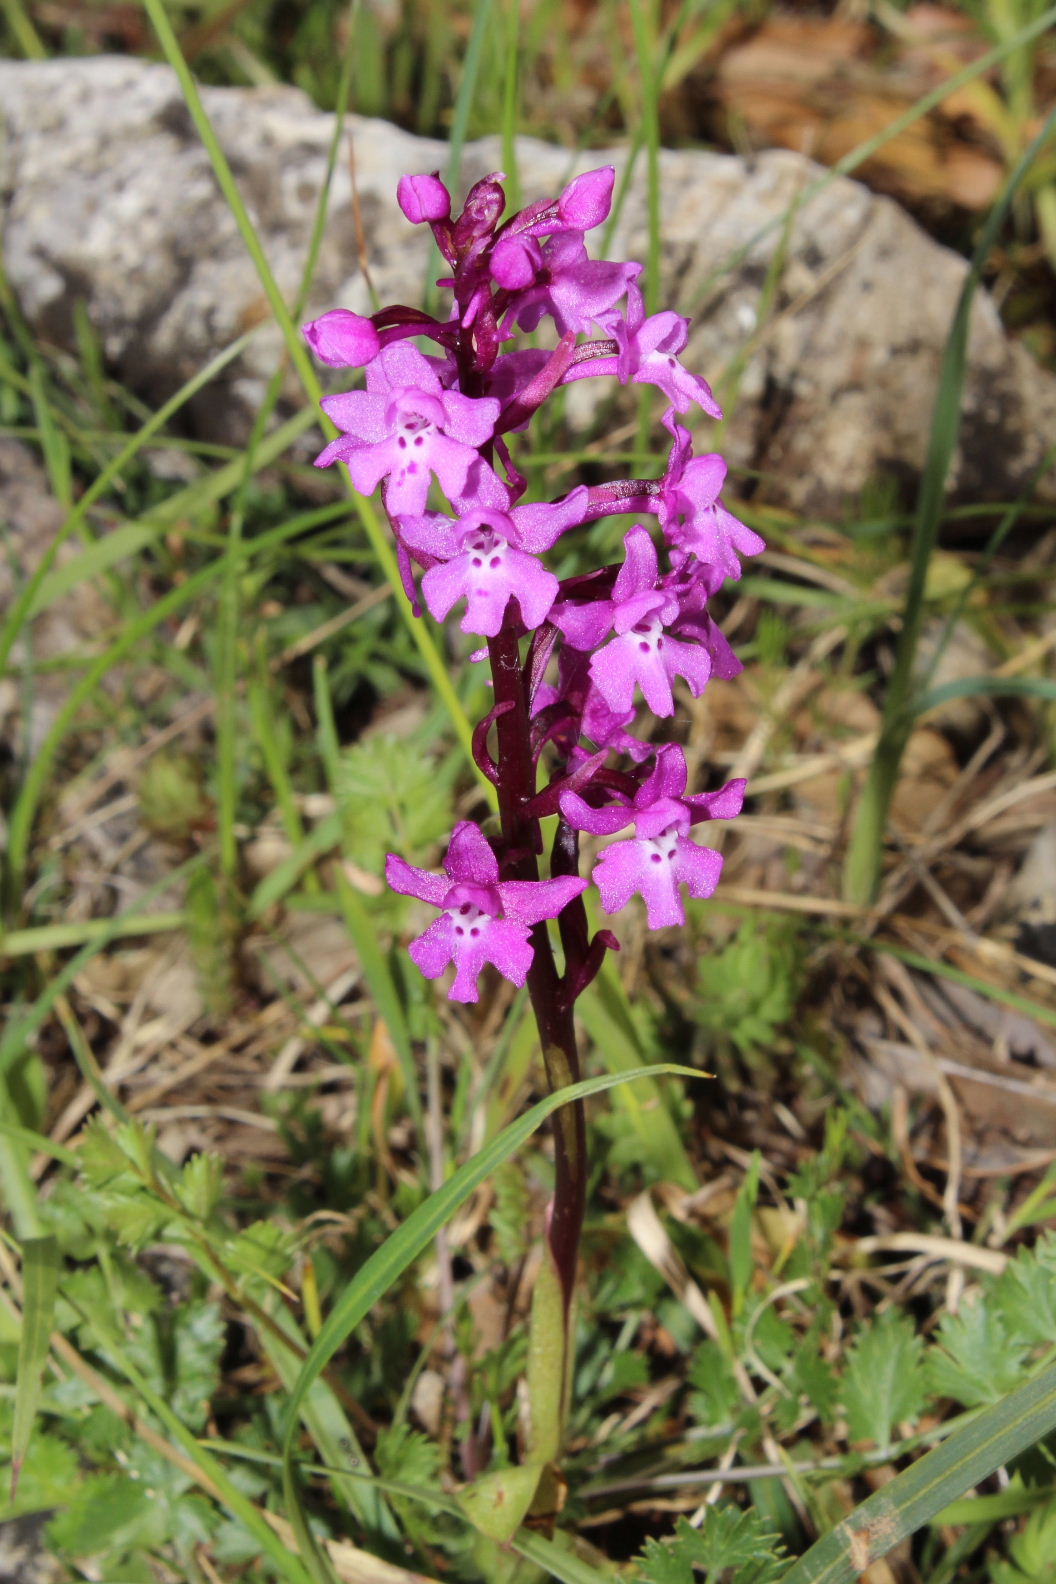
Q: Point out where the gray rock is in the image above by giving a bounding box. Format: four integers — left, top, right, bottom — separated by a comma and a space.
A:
1, 54, 1053, 512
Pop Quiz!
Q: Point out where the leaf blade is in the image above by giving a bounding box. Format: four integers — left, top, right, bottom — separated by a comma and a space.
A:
780, 1361, 1056, 1584
11, 1235, 60, 1498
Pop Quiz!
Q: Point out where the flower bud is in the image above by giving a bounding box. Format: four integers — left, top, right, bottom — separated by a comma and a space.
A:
490, 234, 541, 290
557, 166, 615, 231
302, 309, 380, 367
454, 173, 507, 248
397, 172, 451, 224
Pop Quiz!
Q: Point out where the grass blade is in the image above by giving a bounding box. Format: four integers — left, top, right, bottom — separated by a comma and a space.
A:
913, 674, 1056, 715
445, 0, 494, 193
512, 1528, 618, 1583
867, 942, 1056, 1034
0, 867, 197, 1078
627, 0, 661, 319
779, 1360, 1056, 1584
10, 1235, 60, 1498
3, 489, 341, 904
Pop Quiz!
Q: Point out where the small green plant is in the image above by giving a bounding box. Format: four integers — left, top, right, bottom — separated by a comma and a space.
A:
696, 919, 806, 1063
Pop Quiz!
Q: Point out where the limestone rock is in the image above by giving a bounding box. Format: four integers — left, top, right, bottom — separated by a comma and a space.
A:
1, 55, 1053, 512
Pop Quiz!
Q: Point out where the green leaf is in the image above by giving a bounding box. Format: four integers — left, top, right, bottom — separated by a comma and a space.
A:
170, 1301, 226, 1432
927, 1296, 1030, 1408
990, 1498, 1056, 1584
688, 1338, 740, 1429
113, 1120, 160, 1177
697, 921, 803, 1060
335, 736, 457, 879
224, 1219, 296, 1285
638, 1508, 787, 1584
996, 1237, 1056, 1350
602, 1350, 650, 1401
457, 1463, 543, 1544
10, 1235, 60, 1498
636, 1535, 692, 1584
60, 1257, 161, 1337
729, 1152, 761, 1318
74, 1307, 316, 1584
97, 1190, 170, 1252
48, 1471, 160, 1556
175, 1152, 224, 1221
779, 1359, 1056, 1584
843, 1308, 927, 1449
374, 1423, 441, 1492
119, 1301, 224, 1435
78, 1117, 131, 1188
790, 1335, 839, 1423
0, 1431, 79, 1520
491, 1162, 533, 1265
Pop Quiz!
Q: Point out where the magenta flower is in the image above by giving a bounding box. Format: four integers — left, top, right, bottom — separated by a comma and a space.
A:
314, 342, 501, 515
659, 416, 764, 578
508, 233, 642, 337
665, 564, 744, 681
532, 646, 650, 766
386, 822, 587, 1002
400, 488, 588, 636
551, 525, 715, 717
600, 291, 722, 417
560, 746, 746, 928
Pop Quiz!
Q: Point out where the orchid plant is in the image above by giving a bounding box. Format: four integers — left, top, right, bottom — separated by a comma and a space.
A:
304, 164, 761, 1493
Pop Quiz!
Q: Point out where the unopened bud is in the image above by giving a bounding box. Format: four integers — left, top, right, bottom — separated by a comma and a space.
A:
397, 172, 451, 224
490, 235, 541, 290
454, 172, 507, 247
302, 309, 380, 367
557, 167, 615, 231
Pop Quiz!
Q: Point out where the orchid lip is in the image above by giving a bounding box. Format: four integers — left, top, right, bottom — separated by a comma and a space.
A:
643, 822, 681, 864
447, 901, 488, 938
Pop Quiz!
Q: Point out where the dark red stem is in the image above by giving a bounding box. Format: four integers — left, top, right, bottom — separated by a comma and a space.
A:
486, 622, 586, 1313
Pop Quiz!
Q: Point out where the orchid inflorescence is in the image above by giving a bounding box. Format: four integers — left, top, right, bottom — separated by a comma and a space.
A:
304, 164, 762, 1011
